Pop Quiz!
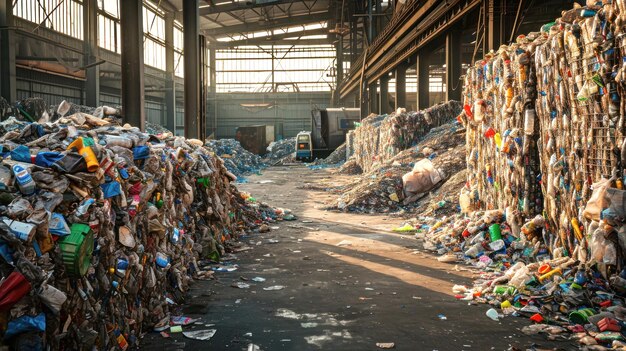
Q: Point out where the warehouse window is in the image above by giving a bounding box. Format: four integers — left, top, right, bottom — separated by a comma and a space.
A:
143, 5, 166, 70
174, 26, 184, 78
216, 45, 335, 93
98, 12, 120, 53
15, 0, 84, 39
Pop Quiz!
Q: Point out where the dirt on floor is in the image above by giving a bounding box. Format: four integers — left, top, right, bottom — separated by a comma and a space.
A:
142, 165, 573, 351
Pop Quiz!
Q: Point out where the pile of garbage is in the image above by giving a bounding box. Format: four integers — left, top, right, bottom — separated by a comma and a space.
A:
0, 102, 284, 349
264, 137, 295, 165
348, 101, 462, 173
335, 158, 362, 175
403, 206, 626, 349
317, 143, 347, 166
403, 2, 626, 348
328, 122, 465, 213
206, 139, 266, 181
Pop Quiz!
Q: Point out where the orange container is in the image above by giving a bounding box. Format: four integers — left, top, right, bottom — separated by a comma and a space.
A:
67, 137, 99, 172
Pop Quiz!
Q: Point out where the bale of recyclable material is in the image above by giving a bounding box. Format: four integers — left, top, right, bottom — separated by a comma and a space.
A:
348, 101, 461, 173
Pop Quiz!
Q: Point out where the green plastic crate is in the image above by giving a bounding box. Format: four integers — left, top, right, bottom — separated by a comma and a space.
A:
59, 223, 94, 277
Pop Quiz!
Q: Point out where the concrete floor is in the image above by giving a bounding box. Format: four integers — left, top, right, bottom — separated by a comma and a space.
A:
143, 165, 573, 351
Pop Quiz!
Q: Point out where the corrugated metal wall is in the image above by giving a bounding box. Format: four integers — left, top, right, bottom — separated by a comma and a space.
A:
213, 92, 331, 140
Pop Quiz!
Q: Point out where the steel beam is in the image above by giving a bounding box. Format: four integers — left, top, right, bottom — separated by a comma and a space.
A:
445, 23, 462, 101
83, 0, 99, 107
199, 0, 303, 15
340, 0, 479, 100
417, 52, 429, 110
120, 0, 145, 130
212, 27, 329, 47
204, 12, 330, 36
165, 12, 176, 133
184, 0, 200, 139
395, 62, 407, 109
379, 73, 389, 114
213, 38, 333, 48
0, 0, 15, 104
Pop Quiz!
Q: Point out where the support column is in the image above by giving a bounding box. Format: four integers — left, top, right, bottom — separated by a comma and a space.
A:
417, 52, 430, 110
446, 24, 462, 101
183, 0, 199, 139
486, 0, 502, 51
164, 13, 176, 133
83, 0, 99, 107
120, 0, 145, 130
395, 63, 407, 109
360, 81, 368, 118
199, 35, 207, 141
0, 0, 16, 105
336, 39, 344, 92
379, 73, 389, 114
368, 81, 378, 115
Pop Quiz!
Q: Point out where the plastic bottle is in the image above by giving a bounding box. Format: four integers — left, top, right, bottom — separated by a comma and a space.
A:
465, 242, 484, 258
523, 108, 536, 135
67, 137, 99, 172
104, 135, 133, 148
11, 164, 35, 195
489, 239, 505, 251
489, 224, 502, 241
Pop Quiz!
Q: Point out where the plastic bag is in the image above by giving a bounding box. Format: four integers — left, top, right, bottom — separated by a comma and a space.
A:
38, 284, 67, 314
101, 181, 122, 199
590, 226, 608, 262
583, 178, 610, 221
48, 213, 70, 237
0, 271, 31, 312
606, 187, 626, 222
402, 159, 443, 196
509, 264, 531, 288
4, 313, 45, 340
10, 145, 31, 163
34, 152, 64, 168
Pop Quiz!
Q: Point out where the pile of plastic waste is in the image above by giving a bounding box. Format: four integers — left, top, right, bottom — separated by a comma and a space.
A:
403, 207, 626, 349
206, 139, 266, 181
348, 101, 462, 173
0, 102, 285, 350
317, 143, 347, 166
264, 137, 295, 165
406, 3, 626, 347
328, 122, 465, 213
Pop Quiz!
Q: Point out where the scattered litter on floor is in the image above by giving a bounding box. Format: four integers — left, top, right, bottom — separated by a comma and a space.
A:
263, 285, 285, 291
232, 282, 251, 289
336, 240, 352, 246
182, 329, 217, 341
376, 342, 395, 349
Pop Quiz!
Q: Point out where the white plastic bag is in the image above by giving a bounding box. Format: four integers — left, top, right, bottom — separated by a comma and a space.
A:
583, 178, 610, 221
402, 159, 443, 197
38, 284, 67, 314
